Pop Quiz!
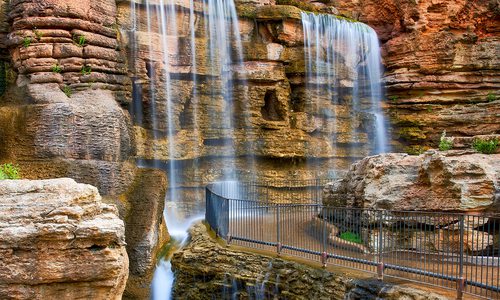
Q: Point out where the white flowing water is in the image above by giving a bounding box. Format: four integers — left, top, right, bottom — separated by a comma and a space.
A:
129, 0, 246, 298
301, 12, 389, 155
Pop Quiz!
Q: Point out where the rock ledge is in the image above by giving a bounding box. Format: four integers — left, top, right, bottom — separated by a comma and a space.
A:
0, 178, 128, 300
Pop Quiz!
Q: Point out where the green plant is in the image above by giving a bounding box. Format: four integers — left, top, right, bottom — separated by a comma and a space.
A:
487, 93, 496, 102
74, 35, 86, 47
275, 0, 319, 12
405, 145, 427, 155
0, 163, 20, 180
388, 95, 399, 101
472, 138, 499, 154
51, 64, 62, 73
22, 37, 32, 48
33, 27, 43, 40
439, 130, 453, 151
62, 85, 72, 97
80, 65, 91, 75
339, 231, 363, 244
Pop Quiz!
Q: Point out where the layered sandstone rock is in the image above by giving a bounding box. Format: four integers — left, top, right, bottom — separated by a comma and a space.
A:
0, 178, 128, 300
332, 0, 500, 149
0, 0, 136, 195
172, 222, 448, 300
323, 151, 500, 212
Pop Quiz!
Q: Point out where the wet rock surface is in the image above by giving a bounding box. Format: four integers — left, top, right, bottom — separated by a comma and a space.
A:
118, 169, 170, 300
171, 223, 449, 300
0, 178, 128, 300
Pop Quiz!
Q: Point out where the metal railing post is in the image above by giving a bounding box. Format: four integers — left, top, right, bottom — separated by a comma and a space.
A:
321, 207, 328, 267
377, 210, 384, 280
277, 204, 281, 255
457, 214, 465, 300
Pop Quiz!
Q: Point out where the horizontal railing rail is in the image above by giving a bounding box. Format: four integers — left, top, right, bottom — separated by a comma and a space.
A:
205, 181, 500, 300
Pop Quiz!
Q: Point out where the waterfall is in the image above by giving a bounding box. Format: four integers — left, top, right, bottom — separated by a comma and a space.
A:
129, 0, 246, 298
301, 12, 389, 156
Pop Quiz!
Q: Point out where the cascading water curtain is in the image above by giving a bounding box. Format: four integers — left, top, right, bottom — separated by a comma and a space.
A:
202, 0, 247, 181
301, 12, 389, 156
130, 0, 247, 206
129, 0, 248, 298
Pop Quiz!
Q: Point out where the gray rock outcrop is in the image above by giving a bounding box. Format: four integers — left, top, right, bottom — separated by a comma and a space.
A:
323, 151, 500, 212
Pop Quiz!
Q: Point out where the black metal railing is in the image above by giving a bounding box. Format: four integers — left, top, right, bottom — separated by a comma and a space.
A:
205, 181, 500, 300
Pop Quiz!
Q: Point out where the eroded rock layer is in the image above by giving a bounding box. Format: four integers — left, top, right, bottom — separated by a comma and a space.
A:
333, 0, 500, 149
0, 0, 136, 195
0, 178, 128, 300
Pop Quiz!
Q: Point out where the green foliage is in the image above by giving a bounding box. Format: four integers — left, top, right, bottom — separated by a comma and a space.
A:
487, 93, 496, 102
472, 138, 499, 154
0, 163, 20, 180
33, 27, 43, 40
275, 0, 320, 13
23, 37, 32, 48
388, 95, 399, 101
80, 65, 92, 75
51, 64, 62, 73
439, 131, 453, 151
405, 145, 427, 155
62, 85, 72, 97
339, 232, 363, 244
74, 35, 86, 47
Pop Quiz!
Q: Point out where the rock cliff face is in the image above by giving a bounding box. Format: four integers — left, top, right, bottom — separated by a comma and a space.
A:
0, 0, 135, 195
323, 151, 500, 212
0, 178, 128, 300
172, 223, 449, 300
333, 0, 500, 150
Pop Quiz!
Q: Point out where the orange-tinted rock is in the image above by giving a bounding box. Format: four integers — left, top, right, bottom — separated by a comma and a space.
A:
332, 0, 500, 148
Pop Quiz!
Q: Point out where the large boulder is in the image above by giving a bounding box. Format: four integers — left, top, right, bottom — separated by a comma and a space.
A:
323, 151, 500, 212
0, 178, 129, 300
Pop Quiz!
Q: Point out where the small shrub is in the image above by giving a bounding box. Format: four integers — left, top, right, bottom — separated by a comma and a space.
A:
472, 138, 499, 154
275, 0, 319, 12
23, 37, 31, 48
80, 65, 91, 75
0, 163, 20, 180
51, 64, 62, 73
74, 35, 86, 47
33, 28, 43, 40
388, 95, 399, 102
405, 145, 427, 155
62, 85, 72, 97
339, 231, 363, 244
439, 131, 453, 151
487, 93, 496, 102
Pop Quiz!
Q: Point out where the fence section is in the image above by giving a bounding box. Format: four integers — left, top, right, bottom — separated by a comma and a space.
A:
205, 181, 500, 299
